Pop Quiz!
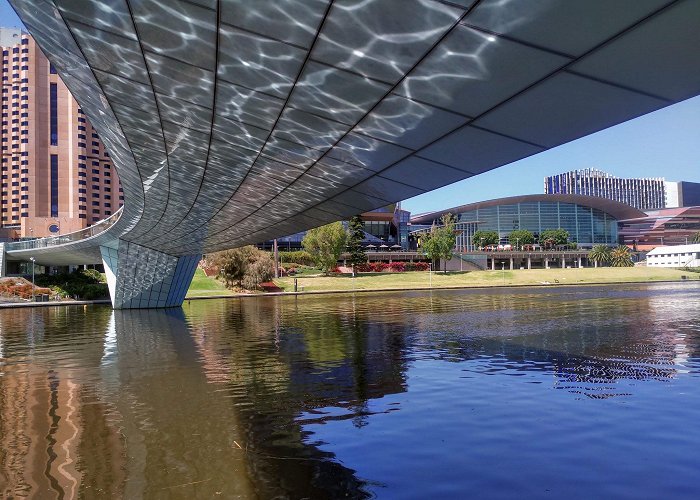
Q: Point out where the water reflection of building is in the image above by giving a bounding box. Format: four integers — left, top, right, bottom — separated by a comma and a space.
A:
0, 307, 125, 499
401, 288, 695, 398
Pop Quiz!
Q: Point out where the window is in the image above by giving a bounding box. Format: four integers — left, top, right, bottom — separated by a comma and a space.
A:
50, 82, 58, 145
50, 154, 58, 216
50, 63, 57, 74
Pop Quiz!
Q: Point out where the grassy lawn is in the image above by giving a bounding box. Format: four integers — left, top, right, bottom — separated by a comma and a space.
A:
284, 265, 324, 277
274, 267, 699, 293
186, 268, 235, 297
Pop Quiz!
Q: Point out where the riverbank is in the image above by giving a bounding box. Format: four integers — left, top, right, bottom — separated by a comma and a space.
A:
272, 267, 699, 293
1, 267, 696, 308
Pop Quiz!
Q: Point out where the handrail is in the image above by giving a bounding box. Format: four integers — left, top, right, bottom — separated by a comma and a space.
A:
5, 208, 122, 251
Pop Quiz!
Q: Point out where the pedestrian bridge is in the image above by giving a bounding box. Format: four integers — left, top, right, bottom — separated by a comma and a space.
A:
5, 0, 700, 308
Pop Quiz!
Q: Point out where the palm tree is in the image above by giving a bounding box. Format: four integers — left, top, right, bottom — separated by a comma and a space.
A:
588, 245, 611, 268
610, 245, 634, 267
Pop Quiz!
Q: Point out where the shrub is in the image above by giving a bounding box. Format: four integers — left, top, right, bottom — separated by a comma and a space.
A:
279, 250, 315, 266
355, 261, 430, 273
241, 253, 274, 290
32, 269, 108, 300
389, 262, 405, 272
208, 246, 274, 291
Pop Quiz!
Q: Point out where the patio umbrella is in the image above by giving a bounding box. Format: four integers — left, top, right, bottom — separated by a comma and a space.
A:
391, 244, 402, 250
379, 244, 389, 249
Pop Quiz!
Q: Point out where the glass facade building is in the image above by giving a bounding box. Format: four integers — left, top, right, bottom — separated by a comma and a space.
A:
411, 195, 647, 249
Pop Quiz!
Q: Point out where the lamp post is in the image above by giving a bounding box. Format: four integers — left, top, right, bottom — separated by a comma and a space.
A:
516, 237, 519, 251
30, 257, 35, 302
502, 261, 505, 285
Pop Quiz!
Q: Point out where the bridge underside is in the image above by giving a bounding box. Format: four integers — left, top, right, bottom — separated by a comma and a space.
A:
7, 0, 700, 308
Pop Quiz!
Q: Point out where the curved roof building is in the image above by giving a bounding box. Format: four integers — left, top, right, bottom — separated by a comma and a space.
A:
411, 194, 646, 247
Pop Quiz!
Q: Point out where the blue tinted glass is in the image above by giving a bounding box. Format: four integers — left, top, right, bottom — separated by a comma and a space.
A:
50, 154, 58, 217
50, 83, 58, 146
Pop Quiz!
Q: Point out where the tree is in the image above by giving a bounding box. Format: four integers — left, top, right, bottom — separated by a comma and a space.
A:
539, 228, 569, 248
472, 230, 499, 249
692, 231, 700, 244
422, 213, 457, 273
347, 215, 367, 274
302, 221, 348, 274
508, 229, 534, 249
588, 244, 611, 268
207, 246, 274, 290
610, 245, 634, 267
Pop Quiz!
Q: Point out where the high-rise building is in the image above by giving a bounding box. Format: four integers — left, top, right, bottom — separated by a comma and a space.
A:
664, 180, 700, 208
544, 169, 666, 210
0, 28, 121, 240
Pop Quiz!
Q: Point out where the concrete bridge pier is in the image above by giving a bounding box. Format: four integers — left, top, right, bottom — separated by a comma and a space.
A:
100, 240, 200, 309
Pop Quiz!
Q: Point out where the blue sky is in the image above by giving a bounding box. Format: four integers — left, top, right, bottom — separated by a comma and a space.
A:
404, 95, 700, 214
3, 1, 698, 215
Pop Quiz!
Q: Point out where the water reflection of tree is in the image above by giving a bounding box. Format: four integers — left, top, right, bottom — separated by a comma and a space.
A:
186, 296, 410, 498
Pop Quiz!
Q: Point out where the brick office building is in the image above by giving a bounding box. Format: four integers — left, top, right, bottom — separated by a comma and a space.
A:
0, 27, 122, 240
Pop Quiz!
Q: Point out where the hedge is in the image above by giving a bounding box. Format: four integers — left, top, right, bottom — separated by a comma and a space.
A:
356, 262, 429, 272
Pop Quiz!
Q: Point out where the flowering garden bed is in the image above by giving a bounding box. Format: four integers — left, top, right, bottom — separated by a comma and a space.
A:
355, 262, 430, 273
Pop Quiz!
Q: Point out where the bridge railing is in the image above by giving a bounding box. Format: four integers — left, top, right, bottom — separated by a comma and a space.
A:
5, 208, 122, 251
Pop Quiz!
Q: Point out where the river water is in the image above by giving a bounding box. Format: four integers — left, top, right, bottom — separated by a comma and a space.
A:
1, 282, 700, 499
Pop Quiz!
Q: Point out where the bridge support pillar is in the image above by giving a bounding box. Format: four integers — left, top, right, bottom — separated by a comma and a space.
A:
100, 240, 200, 309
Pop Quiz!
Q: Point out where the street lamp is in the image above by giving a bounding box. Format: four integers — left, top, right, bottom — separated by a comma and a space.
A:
30, 257, 35, 302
